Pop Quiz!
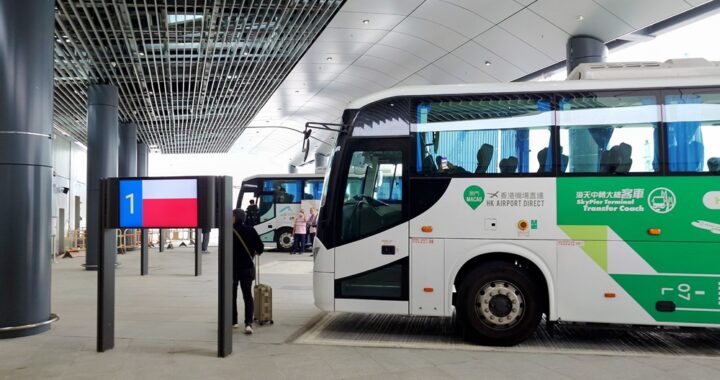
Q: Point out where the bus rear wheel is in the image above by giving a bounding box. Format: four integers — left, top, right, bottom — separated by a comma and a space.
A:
457, 261, 542, 346
276, 228, 294, 251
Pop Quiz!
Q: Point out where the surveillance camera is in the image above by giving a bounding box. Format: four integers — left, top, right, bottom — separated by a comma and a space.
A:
62, 187, 70, 194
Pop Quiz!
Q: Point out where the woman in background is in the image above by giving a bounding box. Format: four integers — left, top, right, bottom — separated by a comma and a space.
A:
290, 209, 307, 255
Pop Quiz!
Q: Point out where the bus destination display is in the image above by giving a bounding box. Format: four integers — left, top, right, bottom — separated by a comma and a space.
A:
119, 179, 198, 228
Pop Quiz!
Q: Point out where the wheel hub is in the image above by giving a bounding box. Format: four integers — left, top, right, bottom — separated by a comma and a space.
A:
475, 281, 524, 327
279, 233, 293, 248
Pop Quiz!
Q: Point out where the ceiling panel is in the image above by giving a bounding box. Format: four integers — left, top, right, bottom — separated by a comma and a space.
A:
593, 0, 691, 29
315, 27, 387, 43
434, 54, 497, 83
364, 44, 430, 72
411, 0, 493, 38
499, 8, 570, 61
442, 0, 525, 24
452, 41, 524, 81
342, 65, 399, 87
417, 64, 464, 85
474, 27, 555, 73
399, 74, 434, 86
297, 52, 362, 65
327, 11, 406, 30
340, 0, 425, 15
377, 31, 447, 62
528, 0, 634, 42
307, 41, 374, 55
354, 55, 414, 81
393, 17, 467, 50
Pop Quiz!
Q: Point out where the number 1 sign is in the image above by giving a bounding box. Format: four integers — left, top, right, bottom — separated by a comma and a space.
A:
118, 178, 199, 228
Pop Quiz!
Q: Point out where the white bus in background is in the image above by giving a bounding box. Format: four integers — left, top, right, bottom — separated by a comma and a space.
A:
309, 59, 720, 346
236, 173, 324, 251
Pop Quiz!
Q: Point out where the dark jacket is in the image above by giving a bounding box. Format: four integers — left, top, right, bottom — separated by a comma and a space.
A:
233, 223, 264, 281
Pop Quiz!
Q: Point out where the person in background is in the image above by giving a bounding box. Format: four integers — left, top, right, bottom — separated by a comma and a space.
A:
290, 208, 307, 255
245, 199, 259, 226
201, 227, 211, 253
232, 209, 264, 334
306, 207, 318, 252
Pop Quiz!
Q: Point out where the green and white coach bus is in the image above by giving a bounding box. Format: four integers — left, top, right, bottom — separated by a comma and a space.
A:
237, 173, 324, 250
309, 59, 720, 346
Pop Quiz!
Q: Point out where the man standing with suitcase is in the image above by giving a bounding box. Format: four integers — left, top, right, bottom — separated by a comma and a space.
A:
232, 209, 264, 334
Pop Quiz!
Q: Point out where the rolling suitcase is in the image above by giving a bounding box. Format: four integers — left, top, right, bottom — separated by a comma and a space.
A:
253, 255, 274, 325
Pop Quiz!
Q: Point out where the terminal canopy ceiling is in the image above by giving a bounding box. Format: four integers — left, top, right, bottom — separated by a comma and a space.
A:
239, 0, 717, 165
52, 0, 344, 153
52, 0, 717, 160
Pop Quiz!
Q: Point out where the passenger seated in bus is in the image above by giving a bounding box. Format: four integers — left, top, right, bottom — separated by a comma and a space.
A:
475, 144, 493, 174
600, 143, 632, 174
436, 155, 467, 174
709, 157, 720, 172
499, 156, 518, 174
615, 143, 633, 173
537, 148, 549, 173
422, 154, 437, 173
536, 147, 569, 173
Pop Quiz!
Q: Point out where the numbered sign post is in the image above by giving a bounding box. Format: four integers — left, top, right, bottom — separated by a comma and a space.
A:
98, 176, 233, 357
117, 178, 202, 276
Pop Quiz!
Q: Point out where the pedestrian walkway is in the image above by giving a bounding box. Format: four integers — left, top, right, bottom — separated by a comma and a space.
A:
2, 248, 720, 380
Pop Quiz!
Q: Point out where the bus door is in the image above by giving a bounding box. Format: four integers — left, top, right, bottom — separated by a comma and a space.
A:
333, 139, 410, 314
253, 191, 277, 244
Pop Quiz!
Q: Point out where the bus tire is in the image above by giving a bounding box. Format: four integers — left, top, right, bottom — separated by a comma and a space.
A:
275, 228, 294, 252
457, 261, 542, 346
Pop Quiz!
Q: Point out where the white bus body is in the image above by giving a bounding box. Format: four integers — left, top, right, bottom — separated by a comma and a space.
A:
312, 59, 720, 345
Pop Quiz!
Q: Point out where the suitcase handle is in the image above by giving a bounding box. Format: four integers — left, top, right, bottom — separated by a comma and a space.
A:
255, 254, 260, 284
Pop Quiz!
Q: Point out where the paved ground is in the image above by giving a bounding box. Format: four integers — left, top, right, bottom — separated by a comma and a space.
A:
2, 247, 720, 379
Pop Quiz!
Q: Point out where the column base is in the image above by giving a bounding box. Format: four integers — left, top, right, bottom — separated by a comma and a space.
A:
0, 313, 59, 339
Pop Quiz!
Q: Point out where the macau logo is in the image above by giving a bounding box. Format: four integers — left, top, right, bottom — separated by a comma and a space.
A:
463, 185, 485, 210
647, 187, 676, 214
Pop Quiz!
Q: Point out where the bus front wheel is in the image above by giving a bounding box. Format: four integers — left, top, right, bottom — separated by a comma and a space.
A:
457, 261, 542, 346
276, 228, 294, 251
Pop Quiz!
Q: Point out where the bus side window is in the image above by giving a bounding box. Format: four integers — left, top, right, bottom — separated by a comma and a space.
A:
414, 96, 552, 176
665, 91, 720, 173
558, 92, 659, 174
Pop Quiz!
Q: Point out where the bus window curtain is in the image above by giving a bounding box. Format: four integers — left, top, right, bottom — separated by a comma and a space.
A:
666, 95, 703, 172
667, 121, 703, 171
515, 130, 529, 173
416, 104, 430, 173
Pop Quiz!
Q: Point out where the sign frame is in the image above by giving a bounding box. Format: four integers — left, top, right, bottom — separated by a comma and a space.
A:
97, 175, 233, 358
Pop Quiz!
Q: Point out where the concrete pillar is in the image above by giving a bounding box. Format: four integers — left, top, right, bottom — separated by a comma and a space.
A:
119, 123, 137, 177
566, 35, 607, 74
85, 84, 119, 270
567, 36, 608, 172
315, 153, 328, 174
119, 123, 137, 250
288, 164, 298, 174
0, 0, 55, 338
137, 142, 148, 177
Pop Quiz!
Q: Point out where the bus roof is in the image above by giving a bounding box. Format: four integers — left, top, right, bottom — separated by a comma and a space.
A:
241, 173, 324, 183
346, 59, 720, 111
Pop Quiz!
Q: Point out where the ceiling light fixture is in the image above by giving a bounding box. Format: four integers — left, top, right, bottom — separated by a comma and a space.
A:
576, 15, 584, 21
326, 56, 333, 61
362, 19, 370, 24
484, 61, 492, 66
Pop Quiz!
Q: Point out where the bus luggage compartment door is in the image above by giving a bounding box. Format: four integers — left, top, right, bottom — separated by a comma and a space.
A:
410, 238, 445, 316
